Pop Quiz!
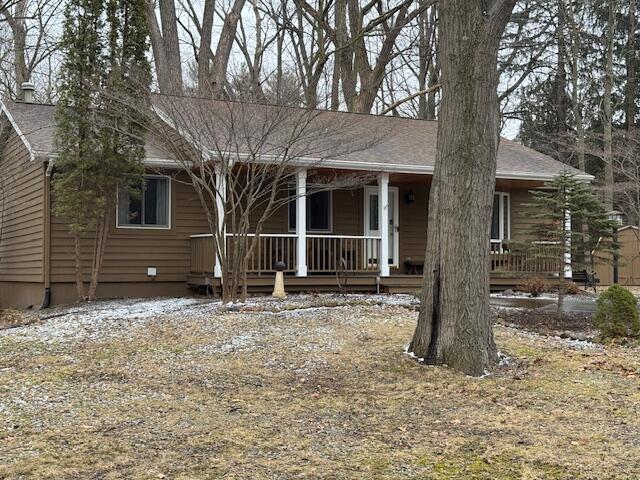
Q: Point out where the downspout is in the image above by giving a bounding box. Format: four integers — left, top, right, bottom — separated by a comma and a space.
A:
41, 159, 53, 309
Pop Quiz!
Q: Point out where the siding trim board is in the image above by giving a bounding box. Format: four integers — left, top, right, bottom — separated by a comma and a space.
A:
141, 155, 595, 183
0, 102, 36, 161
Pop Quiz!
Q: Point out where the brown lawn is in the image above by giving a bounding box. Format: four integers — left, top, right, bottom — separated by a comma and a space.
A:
0, 298, 638, 479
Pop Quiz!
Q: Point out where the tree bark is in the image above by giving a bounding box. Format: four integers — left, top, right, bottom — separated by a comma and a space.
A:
603, 0, 616, 211
87, 209, 110, 301
555, 1, 568, 161
408, 0, 515, 376
144, 0, 183, 94
209, 0, 246, 97
197, 0, 216, 95
626, 0, 637, 130
74, 233, 85, 301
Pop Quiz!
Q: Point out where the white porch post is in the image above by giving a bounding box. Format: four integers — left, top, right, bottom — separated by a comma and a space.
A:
296, 169, 307, 277
378, 173, 390, 277
564, 209, 572, 278
214, 165, 226, 279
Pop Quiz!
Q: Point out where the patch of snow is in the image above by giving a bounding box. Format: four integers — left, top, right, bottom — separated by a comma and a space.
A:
405, 348, 425, 362
196, 332, 257, 354
0, 294, 417, 346
491, 292, 557, 300
497, 351, 513, 367
499, 325, 604, 351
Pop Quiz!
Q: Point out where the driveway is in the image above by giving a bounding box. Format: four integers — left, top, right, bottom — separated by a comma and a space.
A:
490, 296, 597, 313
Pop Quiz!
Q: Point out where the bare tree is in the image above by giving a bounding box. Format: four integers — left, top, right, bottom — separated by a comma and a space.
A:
0, 0, 63, 99
408, 0, 516, 376
296, 0, 433, 113
147, 92, 377, 302
175, 0, 247, 96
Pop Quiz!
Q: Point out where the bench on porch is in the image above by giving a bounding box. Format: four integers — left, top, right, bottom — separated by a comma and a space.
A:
572, 269, 599, 292
404, 259, 424, 275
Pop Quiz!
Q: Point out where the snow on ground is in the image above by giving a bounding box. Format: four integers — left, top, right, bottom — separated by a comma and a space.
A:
0, 292, 603, 353
0, 294, 418, 345
499, 324, 603, 351
490, 291, 558, 300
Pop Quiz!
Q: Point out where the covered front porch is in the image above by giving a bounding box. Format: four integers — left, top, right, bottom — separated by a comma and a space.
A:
187, 170, 561, 292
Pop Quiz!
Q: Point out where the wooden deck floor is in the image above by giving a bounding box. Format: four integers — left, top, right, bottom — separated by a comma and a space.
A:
187, 272, 551, 294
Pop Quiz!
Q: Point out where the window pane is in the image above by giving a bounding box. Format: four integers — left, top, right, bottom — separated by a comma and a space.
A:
142, 177, 169, 226
156, 178, 169, 226
369, 194, 379, 231
503, 195, 510, 239
308, 191, 330, 230
118, 185, 142, 225
491, 194, 500, 240
144, 178, 158, 225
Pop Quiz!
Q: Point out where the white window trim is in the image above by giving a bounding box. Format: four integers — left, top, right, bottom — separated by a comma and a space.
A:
287, 187, 333, 233
116, 174, 172, 230
492, 192, 510, 241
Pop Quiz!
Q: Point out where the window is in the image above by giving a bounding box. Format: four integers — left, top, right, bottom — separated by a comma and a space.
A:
491, 192, 510, 240
288, 189, 332, 232
117, 176, 170, 228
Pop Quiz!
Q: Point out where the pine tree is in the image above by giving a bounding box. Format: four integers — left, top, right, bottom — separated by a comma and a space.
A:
53, 0, 105, 301
53, 0, 151, 302
525, 172, 617, 313
86, 0, 151, 300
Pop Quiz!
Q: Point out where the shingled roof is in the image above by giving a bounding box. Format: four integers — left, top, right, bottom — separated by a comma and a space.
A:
1, 97, 592, 182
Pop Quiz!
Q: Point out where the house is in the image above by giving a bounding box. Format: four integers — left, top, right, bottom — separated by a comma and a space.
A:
0, 88, 593, 309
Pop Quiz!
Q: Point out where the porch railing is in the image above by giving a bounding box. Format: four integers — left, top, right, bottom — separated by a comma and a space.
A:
233, 234, 297, 275
490, 245, 562, 274
189, 233, 380, 275
190, 234, 215, 274
190, 234, 560, 276
306, 235, 381, 273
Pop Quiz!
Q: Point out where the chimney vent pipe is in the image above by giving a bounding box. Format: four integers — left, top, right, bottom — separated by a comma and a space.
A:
21, 81, 35, 103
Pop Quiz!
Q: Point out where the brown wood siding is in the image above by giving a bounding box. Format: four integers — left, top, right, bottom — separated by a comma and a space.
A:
507, 187, 538, 243
332, 188, 363, 235
49, 168, 544, 287
0, 129, 45, 283
50, 171, 211, 284
398, 182, 429, 268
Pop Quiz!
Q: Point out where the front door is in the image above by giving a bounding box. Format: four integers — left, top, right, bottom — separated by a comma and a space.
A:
364, 186, 399, 267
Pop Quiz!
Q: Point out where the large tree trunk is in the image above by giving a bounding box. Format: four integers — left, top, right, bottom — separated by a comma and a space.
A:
408, 0, 515, 377
626, 0, 637, 130
144, 0, 183, 94
197, 0, 215, 95
209, 0, 247, 97
603, 0, 616, 211
555, 2, 568, 162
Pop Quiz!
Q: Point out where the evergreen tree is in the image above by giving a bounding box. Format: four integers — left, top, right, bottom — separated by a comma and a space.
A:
53, 0, 105, 300
87, 0, 151, 300
525, 172, 617, 313
53, 0, 151, 301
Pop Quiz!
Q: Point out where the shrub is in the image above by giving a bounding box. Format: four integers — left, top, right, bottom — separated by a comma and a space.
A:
565, 282, 582, 295
595, 285, 640, 339
518, 277, 549, 297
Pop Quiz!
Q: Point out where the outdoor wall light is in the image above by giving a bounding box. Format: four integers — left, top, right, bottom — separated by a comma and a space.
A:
405, 190, 415, 204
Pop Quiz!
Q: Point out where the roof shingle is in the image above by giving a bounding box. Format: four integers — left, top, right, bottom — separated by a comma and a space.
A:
1, 97, 591, 181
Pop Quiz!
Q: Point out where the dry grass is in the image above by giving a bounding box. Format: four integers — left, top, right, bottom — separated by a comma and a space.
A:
0, 310, 34, 330
1, 302, 639, 479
